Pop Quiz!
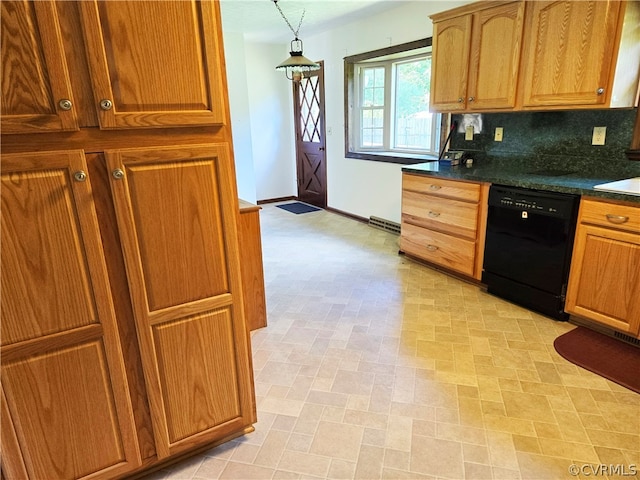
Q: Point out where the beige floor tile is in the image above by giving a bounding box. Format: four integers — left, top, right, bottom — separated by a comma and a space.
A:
150, 207, 640, 480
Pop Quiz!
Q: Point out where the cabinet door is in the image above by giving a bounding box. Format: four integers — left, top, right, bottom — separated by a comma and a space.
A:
1, 1, 78, 134
566, 224, 640, 335
0, 151, 140, 479
79, 0, 227, 129
520, 0, 622, 108
105, 144, 255, 459
467, 2, 524, 111
430, 15, 472, 112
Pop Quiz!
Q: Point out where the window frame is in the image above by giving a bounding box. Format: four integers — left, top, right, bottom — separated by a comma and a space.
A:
344, 38, 447, 165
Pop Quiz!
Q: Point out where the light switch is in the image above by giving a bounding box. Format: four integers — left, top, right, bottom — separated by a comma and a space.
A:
465, 125, 474, 141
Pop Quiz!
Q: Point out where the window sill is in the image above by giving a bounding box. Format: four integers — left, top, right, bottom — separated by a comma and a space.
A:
346, 151, 439, 165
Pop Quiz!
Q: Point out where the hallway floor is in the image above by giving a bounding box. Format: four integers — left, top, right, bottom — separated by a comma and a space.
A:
145, 205, 639, 479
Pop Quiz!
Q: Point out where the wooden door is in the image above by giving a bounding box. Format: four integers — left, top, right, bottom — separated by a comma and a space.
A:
430, 15, 472, 112
105, 144, 255, 459
467, 2, 524, 111
79, 0, 227, 129
520, 0, 622, 108
293, 65, 327, 208
566, 224, 640, 335
1, 1, 78, 134
0, 151, 140, 479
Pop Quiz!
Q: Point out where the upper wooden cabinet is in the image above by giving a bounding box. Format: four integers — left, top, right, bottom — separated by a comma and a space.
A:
0, 1, 79, 134
430, 0, 640, 112
1, 151, 141, 479
79, 1, 227, 129
519, 1, 623, 108
431, 1, 524, 112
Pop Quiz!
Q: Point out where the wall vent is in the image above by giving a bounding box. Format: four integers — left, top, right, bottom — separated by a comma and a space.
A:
614, 331, 640, 347
369, 216, 401, 235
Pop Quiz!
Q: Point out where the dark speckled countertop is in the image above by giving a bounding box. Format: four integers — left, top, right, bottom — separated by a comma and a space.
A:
402, 160, 640, 204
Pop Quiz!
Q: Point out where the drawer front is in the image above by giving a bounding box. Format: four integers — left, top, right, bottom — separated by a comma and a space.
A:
402, 190, 478, 239
403, 173, 481, 202
580, 198, 640, 233
400, 223, 475, 277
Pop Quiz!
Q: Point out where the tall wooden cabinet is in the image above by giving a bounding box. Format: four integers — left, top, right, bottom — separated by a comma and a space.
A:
1, 1, 257, 479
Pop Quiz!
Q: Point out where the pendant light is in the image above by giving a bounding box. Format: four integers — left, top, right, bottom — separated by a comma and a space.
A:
272, 0, 320, 81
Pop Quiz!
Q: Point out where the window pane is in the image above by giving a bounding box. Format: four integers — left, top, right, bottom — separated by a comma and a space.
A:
393, 58, 434, 150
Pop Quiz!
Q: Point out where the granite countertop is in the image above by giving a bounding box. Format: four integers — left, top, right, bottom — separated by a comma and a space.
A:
402, 160, 640, 203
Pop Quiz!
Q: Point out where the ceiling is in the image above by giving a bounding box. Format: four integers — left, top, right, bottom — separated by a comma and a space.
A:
219, 0, 414, 43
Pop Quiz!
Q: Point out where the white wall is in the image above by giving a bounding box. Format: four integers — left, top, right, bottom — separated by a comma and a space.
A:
223, 0, 472, 218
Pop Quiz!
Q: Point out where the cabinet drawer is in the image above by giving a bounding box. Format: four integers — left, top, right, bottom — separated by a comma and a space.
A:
403, 174, 481, 202
579, 198, 640, 233
400, 223, 475, 277
402, 190, 478, 239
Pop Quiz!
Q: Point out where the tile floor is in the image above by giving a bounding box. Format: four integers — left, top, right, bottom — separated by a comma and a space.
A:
145, 204, 639, 480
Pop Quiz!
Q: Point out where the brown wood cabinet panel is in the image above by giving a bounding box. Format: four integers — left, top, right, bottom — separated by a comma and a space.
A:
1, 0, 78, 134
566, 224, 640, 335
520, 0, 623, 108
400, 223, 476, 277
238, 202, 268, 331
105, 144, 255, 459
402, 191, 478, 239
0, 150, 140, 479
430, 14, 472, 111
402, 174, 481, 202
79, 0, 227, 129
467, 2, 524, 110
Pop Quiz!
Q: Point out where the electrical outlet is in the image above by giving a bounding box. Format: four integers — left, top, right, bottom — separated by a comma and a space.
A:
465, 125, 474, 141
592, 126, 606, 145
494, 127, 503, 142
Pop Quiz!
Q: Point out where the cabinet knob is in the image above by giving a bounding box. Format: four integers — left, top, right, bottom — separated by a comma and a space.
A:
73, 171, 87, 182
605, 214, 628, 224
457, 97, 464, 103
112, 168, 125, 180
100, 99, 113, 110
428, 211, 441, 218
468, 96, 475, 102
426, 245, 439, 252
429, 184, 441, 191
596, 87, 605, 95
58, 99, 73, 111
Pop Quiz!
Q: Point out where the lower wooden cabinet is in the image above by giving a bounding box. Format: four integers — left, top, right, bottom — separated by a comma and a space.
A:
566, 198, 640, 337
1, 147, 257, 478
1, 151, 141, 479
400, 173, 489, 280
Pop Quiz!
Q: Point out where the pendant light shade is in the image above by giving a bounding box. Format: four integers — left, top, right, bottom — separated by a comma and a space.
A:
276, 38, 320, 81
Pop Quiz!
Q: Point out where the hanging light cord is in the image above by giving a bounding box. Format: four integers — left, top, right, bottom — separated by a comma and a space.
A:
272, 0, 305, 39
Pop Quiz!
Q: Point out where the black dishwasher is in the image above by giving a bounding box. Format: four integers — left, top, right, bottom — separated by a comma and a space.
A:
482, 185, 579, 320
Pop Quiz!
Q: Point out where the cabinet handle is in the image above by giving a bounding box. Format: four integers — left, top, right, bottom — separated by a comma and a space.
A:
100, 99, 113, 110
73, 171, 87, 182
58, 99, 73, 111
605, 214, 629, 224
426, 245, 439, 251
457, 97, 464, 103
112, 169, 125, 180
428, 211, 441, 218
468, 96, 475, 102
596, 87, 605, 95
429, 184, 441, 191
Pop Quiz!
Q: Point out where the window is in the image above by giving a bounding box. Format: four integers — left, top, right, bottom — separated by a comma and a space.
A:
345, 39, 443, 164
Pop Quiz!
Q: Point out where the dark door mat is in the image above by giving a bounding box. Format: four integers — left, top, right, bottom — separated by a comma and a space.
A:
554, 326, 640, 394
276, 202, 322, 214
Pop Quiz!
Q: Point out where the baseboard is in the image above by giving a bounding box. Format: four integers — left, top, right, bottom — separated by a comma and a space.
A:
324, 206, 368, 224
257, 196, 296, 205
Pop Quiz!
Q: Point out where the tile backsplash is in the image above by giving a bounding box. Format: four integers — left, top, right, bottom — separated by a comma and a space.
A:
450, 108, 637, 171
